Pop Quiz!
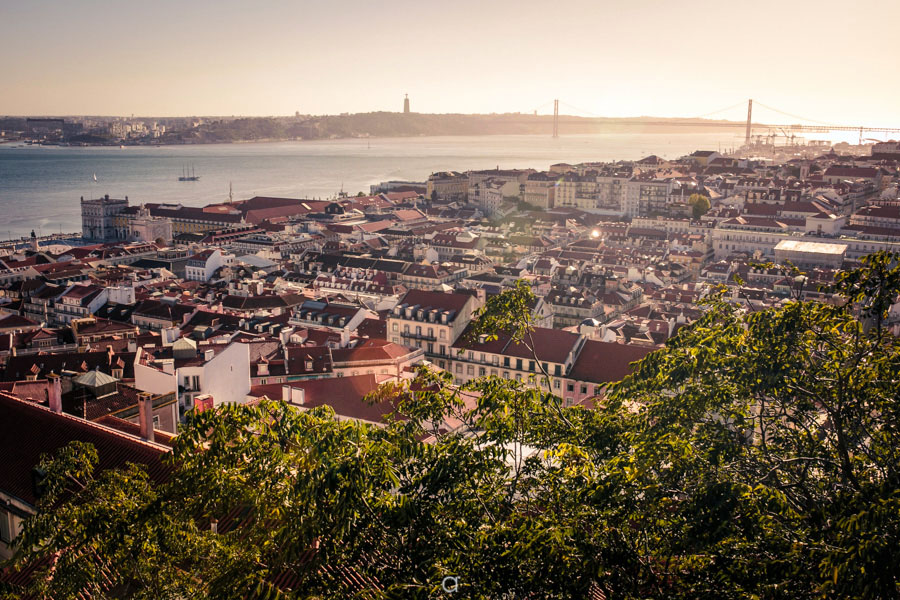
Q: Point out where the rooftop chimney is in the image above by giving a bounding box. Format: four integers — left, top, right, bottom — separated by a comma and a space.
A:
137, 392, 155, 443
47, 373, 62, 413
282, 385, 291, 403
291, 387, 306, 406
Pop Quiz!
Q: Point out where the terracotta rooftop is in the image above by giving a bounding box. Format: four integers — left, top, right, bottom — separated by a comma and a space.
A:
0, 392, 170, 507
567, 339, 654, 385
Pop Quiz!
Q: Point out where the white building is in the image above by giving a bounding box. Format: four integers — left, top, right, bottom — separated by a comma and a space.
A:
134, 338, 251, 415
185, 249, 234, 281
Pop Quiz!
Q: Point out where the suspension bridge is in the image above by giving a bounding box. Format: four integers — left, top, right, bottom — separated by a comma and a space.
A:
530, 98, 900, 144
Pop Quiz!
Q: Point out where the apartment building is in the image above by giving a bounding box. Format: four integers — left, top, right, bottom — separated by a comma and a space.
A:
522, 172, 558, 209
426, 171, 469, 202
53, 284, 108, 325
185, 249, 234, 281
545, 287, 604, 328
450, 326, 584, 397
625, 176, 673, 217
134, 337, 250, 414
386, 289, 482, 371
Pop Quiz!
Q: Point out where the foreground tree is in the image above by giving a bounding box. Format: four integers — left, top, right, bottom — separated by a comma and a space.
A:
4, 253, 900, 599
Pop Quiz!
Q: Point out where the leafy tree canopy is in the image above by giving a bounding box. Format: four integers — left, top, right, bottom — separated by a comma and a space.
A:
4, 253, 900, 599
688, 193, 711, 219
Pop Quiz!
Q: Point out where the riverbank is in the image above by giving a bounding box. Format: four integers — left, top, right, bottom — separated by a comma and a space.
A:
3, 112, 751, 148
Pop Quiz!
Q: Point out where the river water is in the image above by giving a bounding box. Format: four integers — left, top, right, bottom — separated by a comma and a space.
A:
0, 131, 744, 238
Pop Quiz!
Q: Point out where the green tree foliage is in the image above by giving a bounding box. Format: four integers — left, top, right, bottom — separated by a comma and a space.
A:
4, 253, 900, 599
689, 193, 711, 219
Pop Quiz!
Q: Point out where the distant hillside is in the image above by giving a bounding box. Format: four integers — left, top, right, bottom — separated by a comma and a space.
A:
181, 112, 746, 143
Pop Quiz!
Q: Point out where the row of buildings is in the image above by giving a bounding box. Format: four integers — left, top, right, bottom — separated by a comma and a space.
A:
2, 142, 900, 575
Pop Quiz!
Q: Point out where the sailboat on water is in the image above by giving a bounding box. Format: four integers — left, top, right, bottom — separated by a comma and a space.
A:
92, 173, 98, 182
178, 164, 200, 181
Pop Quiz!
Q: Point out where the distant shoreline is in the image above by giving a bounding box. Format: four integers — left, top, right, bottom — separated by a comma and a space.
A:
2, 127, 749, 149
1, 112, 752, 148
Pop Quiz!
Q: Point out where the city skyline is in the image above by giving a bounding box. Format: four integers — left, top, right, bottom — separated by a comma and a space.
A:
2, 0, 900, 127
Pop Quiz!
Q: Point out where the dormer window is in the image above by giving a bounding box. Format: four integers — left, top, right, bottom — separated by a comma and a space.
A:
305, 360, 313, 370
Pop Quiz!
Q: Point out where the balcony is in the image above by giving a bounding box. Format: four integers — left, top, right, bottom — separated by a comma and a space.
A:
400, 330, 437, 342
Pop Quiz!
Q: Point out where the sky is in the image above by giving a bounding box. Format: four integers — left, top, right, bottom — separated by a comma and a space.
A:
2, 0, 899, 127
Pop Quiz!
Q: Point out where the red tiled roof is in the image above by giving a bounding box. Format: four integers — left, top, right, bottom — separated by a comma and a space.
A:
249, 374, 398, 424
453, 325, 581, 365
0, 392, 170, 507
398, 289, 473, 315
331, 339, 416, 363
0, 314, 40, 329
93, 415, 176, 447
568, 340, 653, 385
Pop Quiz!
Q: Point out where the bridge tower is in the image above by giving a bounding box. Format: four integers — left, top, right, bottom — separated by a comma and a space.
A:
745, 99, 753, 144
552, 99, 559, 138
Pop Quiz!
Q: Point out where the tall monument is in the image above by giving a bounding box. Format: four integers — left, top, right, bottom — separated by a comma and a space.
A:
403, 93, 410, 114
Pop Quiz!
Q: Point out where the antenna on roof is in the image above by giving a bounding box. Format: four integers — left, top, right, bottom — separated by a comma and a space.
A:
228, 182, 233, 203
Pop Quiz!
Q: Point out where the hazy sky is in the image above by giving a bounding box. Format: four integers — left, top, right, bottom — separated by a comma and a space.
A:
2, 0, 898, 126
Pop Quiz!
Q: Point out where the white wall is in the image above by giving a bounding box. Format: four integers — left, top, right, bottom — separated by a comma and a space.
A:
134, 356, 176, 397
200, 342, 251, 406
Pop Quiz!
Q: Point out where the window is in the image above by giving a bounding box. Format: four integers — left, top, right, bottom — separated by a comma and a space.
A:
467, 365, 474, 375
0, 509, 11, 543
567, 383, 574, 392
504, 357, 510, 367
428, 327, 434, 338
581, 385, 588, 395
306, 360, 314, 370
529, 361, 535, 372
480, 353, 486, 363
392, 323, 398, 332
456, 364, 462, 373
416, 326, 422, 335
554, 380, 561, 389
516, 359, 522, 370
503, 371, 510, 379
440, 330, 446, 339
515, 373, 522, 382
439, 345, 446, 355
153, 415, 160, 429
479, 367, 486, 376
183, 376, 191, 390
554, 365, 562, 376
192, 375, 200, 390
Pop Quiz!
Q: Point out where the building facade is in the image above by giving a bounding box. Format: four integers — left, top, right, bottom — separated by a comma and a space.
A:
81, 195, 130, 241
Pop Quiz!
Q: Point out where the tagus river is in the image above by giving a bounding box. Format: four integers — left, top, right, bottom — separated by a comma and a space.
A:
0, 132, 744, 239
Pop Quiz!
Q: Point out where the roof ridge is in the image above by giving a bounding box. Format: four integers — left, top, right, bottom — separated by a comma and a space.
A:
5, 393, 171, 452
